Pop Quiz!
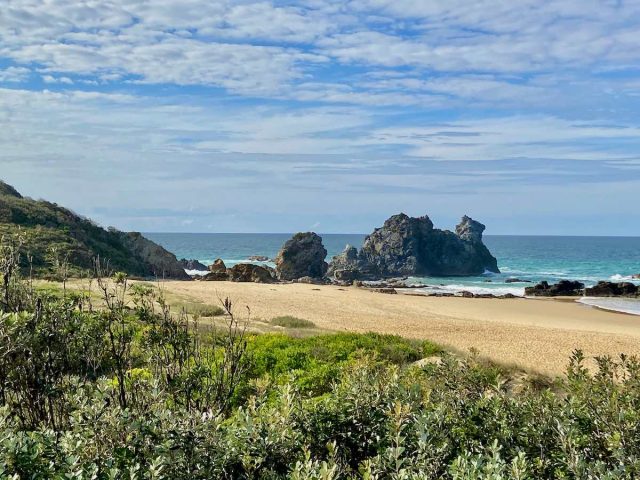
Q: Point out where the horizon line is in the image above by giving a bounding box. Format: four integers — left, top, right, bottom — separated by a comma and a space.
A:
142, 232, 640, 239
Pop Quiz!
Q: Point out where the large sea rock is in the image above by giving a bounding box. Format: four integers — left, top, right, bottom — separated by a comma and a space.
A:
327, 214, 499, 279
275, 232, 328, 280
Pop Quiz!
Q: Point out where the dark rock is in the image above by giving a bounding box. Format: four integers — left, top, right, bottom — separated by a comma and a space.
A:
585, 281, 639, 297
460, 291, 475, 298
505, 278, 531, 283
633, 274, 640, 280
373, 287, 397, 294
248, 255, 270, 262
333, 268, 360, 282
180, 258, 208, 271
328, 213, 499, 279
501, 293, 517, 299
525, 280, 584, 297
200, 270, 229, 281
275, 232, 328, 280
118, 232, 191, 280
0, 180, 22, 198
227, 263, 275, 283
201, 259, 229, 281
208, 259, 227, 274
297, 276, 327, 285
326, 244, 376, 280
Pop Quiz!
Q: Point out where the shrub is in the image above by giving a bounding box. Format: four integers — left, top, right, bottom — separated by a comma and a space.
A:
270, 315, 316, 328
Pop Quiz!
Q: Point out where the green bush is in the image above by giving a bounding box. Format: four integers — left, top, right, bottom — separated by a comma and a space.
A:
186, 302, 225, 318
3, 242, 640, 478
270, 315, 316, 328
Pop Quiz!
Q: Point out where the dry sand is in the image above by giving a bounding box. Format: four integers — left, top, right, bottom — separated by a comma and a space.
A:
161, 281, 640, 377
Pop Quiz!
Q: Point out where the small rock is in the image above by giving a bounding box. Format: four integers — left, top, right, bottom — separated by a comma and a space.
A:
248, 255, 270, 262
373, 287, 397, 294
208, 258, 227, 274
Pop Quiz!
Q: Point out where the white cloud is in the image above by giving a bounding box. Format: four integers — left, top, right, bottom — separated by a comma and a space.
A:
0, 66, 30, 82
362, 116, 640, 161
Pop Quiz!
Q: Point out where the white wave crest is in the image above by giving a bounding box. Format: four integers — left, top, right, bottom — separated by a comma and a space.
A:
578, 297, 640, 316
184, 269, 209, 276
609, 274, 640, 282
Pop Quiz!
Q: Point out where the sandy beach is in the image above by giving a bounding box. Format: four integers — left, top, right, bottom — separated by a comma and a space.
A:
161, 280, 640, 377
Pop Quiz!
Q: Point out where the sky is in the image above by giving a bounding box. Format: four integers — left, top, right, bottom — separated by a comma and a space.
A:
1, 1, 640, 235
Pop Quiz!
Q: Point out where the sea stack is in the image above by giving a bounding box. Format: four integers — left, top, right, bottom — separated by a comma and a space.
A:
328, 213, 499, 279
275, 232, 328, 280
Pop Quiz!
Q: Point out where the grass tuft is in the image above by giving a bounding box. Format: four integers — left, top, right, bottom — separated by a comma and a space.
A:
270, 315, 316, 328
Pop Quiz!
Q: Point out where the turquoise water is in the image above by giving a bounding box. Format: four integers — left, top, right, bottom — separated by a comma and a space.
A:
145, 233, 640, 313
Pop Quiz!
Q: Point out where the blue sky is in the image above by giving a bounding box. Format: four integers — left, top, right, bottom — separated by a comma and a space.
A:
1, 0, 640, 235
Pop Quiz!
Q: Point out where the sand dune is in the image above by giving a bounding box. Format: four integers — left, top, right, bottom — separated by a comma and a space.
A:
162, 281, 640, 377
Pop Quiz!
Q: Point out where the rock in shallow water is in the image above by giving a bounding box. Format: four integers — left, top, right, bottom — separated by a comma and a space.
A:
524, 280, 585, 297
180, 258, 208, 271
585, 281, 639, 297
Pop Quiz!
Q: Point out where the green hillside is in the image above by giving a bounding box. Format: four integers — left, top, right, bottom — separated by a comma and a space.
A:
0, 180, 188, 279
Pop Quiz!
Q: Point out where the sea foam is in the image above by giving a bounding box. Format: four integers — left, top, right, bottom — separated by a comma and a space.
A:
578, 297, 640, 316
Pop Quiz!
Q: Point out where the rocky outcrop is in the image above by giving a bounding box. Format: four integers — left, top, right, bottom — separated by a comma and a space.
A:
227, 263, 275, 283
275, 232, 328, 280
327, 213, 499, 280
585, 281, 639, 297
505, 278, 531, 283
180, 258, 208, 271
200, 261, 275, 283
524, 280, 584, 297
118, 232, 191, 280
209, 259, 227, 274
0, 181, 22, 198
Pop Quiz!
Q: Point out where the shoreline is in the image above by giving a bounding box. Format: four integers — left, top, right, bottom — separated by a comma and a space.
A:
159, 280, 640, 377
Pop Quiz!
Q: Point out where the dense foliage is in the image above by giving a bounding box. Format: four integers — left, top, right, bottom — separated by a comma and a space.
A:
1, 240, 640, 478
0, 181, 181, 277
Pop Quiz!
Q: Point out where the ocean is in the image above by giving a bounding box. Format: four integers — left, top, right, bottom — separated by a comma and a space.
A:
145, 233, 640, 315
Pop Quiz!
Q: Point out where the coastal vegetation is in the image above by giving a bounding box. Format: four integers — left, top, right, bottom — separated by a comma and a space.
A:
2, 239, 640, 478
0, 180, 188, 279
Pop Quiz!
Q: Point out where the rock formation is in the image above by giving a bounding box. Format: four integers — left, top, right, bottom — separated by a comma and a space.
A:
248, 255, 270, 262
585, 281, 639, 297
524, 280, 585, 297
227, 263, 275, 283
0, 180, 22, 199
275, 232, 328, 280
117, 232, 191, 280
180, 258, 208, 271
201, 259, 275, 283
327, 213, 499, 279
201, 259, 229, 280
